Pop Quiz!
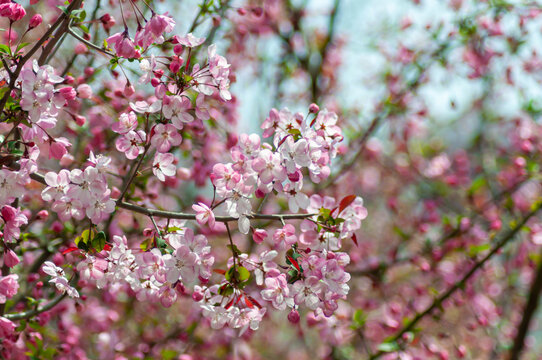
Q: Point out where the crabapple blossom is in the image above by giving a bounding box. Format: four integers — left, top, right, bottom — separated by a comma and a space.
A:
153, 153, 177, 181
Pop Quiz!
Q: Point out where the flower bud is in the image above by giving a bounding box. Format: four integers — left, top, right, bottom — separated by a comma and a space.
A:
36, 210, 49, 220
309, 103, 320, 113
192, 290, 204, 302
58, 86, 77, 101
74, 43, 88, 54
3, 249, 19, 268
77, 84, 93, 99
29, 14, 42, 29
287, 309, 300, 324
124, 83, 135, 97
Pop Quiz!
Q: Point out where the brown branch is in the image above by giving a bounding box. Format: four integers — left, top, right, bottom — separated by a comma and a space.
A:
508, 247, 542, 360
4, 293, 67, 321
6, 163, 316, 223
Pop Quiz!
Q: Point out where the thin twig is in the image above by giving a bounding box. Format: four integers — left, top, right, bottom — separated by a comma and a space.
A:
4, 293, 67, 321
508, 246, 542, 360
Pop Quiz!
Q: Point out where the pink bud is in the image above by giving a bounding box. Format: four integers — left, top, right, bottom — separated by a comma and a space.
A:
490, 219, 502, 231
288, 170, 301, 182
36, 210, 49, 220
59, 154, 74, 167
192, 290, 204, 302
74, 43, 88, 54
252, 229, 267, 244
309, 103, 319, 113
29, 14, 42, 29
77, 84, 93, 99
110, 187, 121, 199
177, 167, 191, 180
74, 115, 86, 126
64, 75, 75, 84
84, 67, 94, 77
51, 221, 63, 233
287, 309, 300, 324
3, 249, 19, 268
124, 84, 135, 97
237, 8, 247, 15
174, 44, 183, 55
58, 86, 77, 101
150, 77, 161, 87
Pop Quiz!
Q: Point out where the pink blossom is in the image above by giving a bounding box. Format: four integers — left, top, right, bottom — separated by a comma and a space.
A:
176, 33, 206, 47
115, 130, 146, 159
112, 111, 138, 134
107, 31, 140, 59
0, 274, 19, 303
260, 273, 293, 310
152, 153, 176, 181
0, 317, 15, 339
0, 2, 25, 21
273, 224, 297, 247
3, 249, 19, 268
192, 202, 215, 228
1, 206, 28, 242
252, 228, 267, 244
151, 123, 182, 152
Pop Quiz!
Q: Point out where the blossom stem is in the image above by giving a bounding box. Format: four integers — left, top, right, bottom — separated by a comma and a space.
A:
66, 27, 115, 57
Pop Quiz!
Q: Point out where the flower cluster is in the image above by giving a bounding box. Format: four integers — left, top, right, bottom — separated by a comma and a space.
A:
209, 107, 344, 234
84, 226, 215, 308
41, 153, 115, 224
42, 261, 79, 298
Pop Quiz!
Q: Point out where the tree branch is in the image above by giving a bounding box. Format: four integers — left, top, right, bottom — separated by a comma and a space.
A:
508, 246, 542, 360
4, 293, 67, 321
6, 163, 316, 223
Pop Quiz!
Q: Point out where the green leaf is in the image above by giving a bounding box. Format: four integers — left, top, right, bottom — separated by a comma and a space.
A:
468, 243, 490, 256
16, 42, 30, 53
237, 266, 250, 282
78, 24, 89, 34
468, 175, 486, 195
91, 231, 106, 252
377, 341, 400, 353
0, 44, 11, 55
226, 244, 241, 256
74, 229, 93, 251
352, 309, 366, 328
225, 265, 250, 283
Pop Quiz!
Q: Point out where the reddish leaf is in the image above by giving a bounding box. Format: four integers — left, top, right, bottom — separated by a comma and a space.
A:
62, 247, 79, 255
352, 233, 359, 247
213, 269, 226, 275
286, 254, 301, 272
225, 297, 235, 309
245, 296, 254, 308
277, 134, 291, 148
248, 296, 262, 309
338, 195, 357, 215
